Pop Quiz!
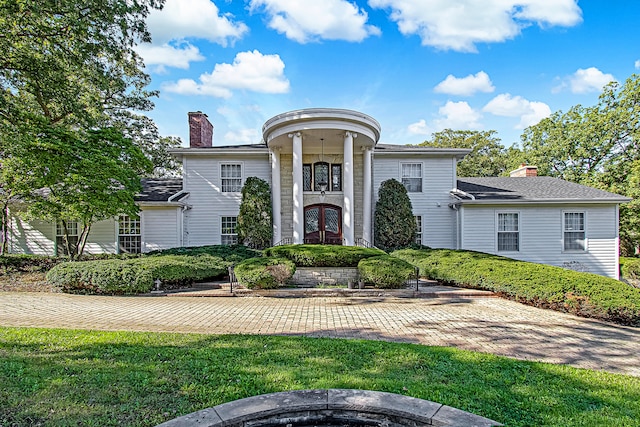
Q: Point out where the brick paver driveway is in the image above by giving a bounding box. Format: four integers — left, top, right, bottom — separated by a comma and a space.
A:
1, 292, 638, 377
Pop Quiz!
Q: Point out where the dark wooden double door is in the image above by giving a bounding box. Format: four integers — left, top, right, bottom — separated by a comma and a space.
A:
304, 204, 342, 245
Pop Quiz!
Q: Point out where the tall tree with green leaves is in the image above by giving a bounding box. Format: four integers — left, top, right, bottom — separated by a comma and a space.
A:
418, 129, 509, 177
0, 0, 181, 255
237, 177, 273, 249
374, 179, 416, 252
519, 73, 640, 253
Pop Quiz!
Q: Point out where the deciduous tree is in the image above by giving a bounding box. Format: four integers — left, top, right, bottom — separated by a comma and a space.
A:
418, 129, 509, 177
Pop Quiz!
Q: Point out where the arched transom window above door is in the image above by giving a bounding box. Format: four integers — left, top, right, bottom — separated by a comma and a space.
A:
303, 162, 342, 192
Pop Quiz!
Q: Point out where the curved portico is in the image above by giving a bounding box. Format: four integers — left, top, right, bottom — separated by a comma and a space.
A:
263, 108, 381, 246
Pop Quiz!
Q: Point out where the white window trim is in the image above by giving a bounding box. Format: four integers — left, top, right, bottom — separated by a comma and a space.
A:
221, 216, 238, 245
220, 162, 244, 193
562, 210, 588, 252
496, 211, 520, 253
400, 162, 423, 193
415, 215, 423, 246
55, 220, 79, 256
117, 215, 142, 254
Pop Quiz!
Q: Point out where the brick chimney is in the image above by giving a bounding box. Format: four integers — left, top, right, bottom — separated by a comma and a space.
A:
510, 163, 538, 177
188, 111, 213, 148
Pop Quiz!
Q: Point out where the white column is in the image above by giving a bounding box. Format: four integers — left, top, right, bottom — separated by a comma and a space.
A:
362, 147, 372, 245
270, 148, 282, 245
343, 131, 355, 246
291, 132, 304, 244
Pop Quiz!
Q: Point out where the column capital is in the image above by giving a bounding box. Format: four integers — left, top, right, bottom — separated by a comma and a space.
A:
288, 132, 301, 138
344, 131, 358, 139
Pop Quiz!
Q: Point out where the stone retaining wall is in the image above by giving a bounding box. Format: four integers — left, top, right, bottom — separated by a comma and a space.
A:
292, 267, 359, 287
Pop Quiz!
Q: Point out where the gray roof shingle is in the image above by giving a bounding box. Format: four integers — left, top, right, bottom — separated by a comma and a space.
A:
136, 178, 184, 202
457, 177, 630, 203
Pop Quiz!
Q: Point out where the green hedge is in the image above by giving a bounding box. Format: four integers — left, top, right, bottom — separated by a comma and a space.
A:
0, 253, 140, 274
264, 244, 385, 267
147, 244, 260, 263
621, 257, 640, 282
234, 257, 295, 289
393, 248, 640, 326
46, 259, 153, 294
46, 254, 228, 295
358, 255, 415, 289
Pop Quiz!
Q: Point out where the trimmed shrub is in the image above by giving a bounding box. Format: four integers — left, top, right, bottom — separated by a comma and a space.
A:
393, 248, 640, 326
374, 179, 416, 252
46, 260, 153, 294
147, 244, 260, 264
358, 255, 415, 289
621, 257, 640, 281
237, 177, 273, 249
264, 244, 385, 267
234, 257, 295, 289
46, 254, 229, 294
0, 253, 140, 274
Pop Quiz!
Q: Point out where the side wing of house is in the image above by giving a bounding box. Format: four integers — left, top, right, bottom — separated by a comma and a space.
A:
459, 203, 621, 278
372, 148, 467, 249
8, 213, 117, 255
180, 152, 270, 247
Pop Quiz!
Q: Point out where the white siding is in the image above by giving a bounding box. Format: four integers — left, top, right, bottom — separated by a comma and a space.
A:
372, 155, 457, 248
142, 207, 182, 252
8, 214, 116, 255
8, 215, 55, 255
461, 204, 620, 278
83, 220, 117, 254
183, 154, 270, 246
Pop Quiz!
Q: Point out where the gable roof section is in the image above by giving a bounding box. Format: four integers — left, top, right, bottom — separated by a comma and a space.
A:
136, 178, 185, 203
457, 177, 630, 204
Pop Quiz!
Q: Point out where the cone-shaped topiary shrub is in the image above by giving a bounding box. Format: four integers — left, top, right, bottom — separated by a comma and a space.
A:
237, 177, 273, 249
374, 179, 416, 252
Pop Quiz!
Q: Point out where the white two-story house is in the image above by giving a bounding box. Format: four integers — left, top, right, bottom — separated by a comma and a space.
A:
8, 108, 630, 278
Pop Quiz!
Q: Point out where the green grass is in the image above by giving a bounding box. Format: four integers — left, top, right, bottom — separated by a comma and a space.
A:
1, 328, 639, 426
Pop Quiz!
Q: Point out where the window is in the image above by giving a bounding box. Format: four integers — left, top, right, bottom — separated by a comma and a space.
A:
415, 216, 422, 245
118, 215, 141, 254
314, 162, 329, 191
303, 164, 312, 191
56, 220, 79, 256
221, 164, 242, 192
331, 164, 342, 191
564, 212, 585, 251
497, 213, 519, 252
221, 216, 238, 245
401, 163, 422, 192
303, 162, 342, 192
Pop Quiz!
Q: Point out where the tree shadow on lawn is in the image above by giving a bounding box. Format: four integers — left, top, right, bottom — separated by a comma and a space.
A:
1, 329, 639, 427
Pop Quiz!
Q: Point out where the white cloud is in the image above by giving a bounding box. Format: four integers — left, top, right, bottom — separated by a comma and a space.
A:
635, 60, 640, 69
368, 0, 582, 52
136, 42, 205, 73
224, 128, 261, 144
434, 71, 495, 96
162, 50, 290, 98
137, 0, 248, 70
553, 67, 616, 94
407, 119, 431, 135
433, 101, 483, 130
249, 0, 381, 43
147, 0, 248, 45
483, 93, 551, 128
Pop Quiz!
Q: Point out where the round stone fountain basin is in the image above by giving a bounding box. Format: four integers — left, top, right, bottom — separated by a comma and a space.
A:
156, 389, 502, 427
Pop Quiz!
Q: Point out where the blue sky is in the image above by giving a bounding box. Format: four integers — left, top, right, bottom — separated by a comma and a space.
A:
137, 0, 640, 148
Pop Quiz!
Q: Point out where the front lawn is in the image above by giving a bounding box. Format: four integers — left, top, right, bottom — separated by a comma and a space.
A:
1, 327, 639, 427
